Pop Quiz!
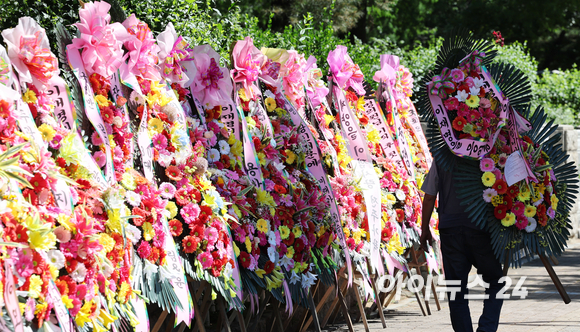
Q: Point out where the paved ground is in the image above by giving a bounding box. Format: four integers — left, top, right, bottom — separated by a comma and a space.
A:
351, 238, 580, 332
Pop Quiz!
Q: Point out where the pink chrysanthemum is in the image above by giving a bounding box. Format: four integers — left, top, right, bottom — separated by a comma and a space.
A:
480, 157, 496, 172
159, 182, 176, 199
198, 251, 214, 269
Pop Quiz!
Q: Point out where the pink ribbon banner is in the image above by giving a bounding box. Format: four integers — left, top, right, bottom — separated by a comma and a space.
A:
119, 68, 155, 181
67, 46, 116, 184
427, 66, 509, 159
3, 261, 23, 332
47, 76, 76, 131
363, 99, 407, 173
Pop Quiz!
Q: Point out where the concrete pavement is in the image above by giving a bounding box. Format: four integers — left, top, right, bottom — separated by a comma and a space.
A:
347, 238, 580, 331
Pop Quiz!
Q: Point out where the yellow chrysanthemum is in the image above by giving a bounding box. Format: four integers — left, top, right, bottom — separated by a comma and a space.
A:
279, 225, 290, 239
244, 236, 252, 253
28, 275, 43, 298
285, 149, 296, 164
292, 226, 302, 238
256, 218, 269, 233
233, 242, 240, 257
37, 124, 56, 142
265, 97, 277, 112
120, 172, 137, 190
95, 95, 110, 107
275, 107, 286, 117
491, 195, 503, 207
466, 94, 480, 108
22, 89, 37, 103
148, 118, 164, 134
286, 246, 295, 258
524, 205, 537, 218
518, 189, 531, 202
99, 233, 115, 252
482, 172, 496, 187
343, 227, 351, 238
551, 194, 559, 209
238, 88, 250, 102
257, 152, 266, 166
165, 201, 178, 219
142, 222, 154, 241
501, 212, 516, 227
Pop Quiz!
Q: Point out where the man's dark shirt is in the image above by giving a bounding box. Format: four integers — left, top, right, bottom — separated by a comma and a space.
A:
421, 161, 481, 230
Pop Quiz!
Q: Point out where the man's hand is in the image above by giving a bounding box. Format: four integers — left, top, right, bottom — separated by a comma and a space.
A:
420, 230, 433, 253
420, 193, 437, 253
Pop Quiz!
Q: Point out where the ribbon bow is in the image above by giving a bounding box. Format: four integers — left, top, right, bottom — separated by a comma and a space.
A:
327, 45, 365, 95
429, 68, 455, 99
18, 31, 58, 84
459, 51, 486, 73
231, 37, 264, 99
161, 36, 193, 83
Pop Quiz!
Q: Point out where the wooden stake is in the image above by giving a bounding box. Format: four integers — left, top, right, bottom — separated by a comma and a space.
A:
217, 295, 232, 332
352, 282, 370, 332
337, 285, 354, 332
539, 253, 571, 304
151, 311, 168, 332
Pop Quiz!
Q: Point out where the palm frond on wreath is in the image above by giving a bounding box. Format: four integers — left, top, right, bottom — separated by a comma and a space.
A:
487, 62, 532, 115
453, 106, 579, 267
181, 248, 244, 310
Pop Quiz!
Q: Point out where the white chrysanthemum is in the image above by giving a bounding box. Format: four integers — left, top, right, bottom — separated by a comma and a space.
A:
208, 148, 221, 163
218, 140, 230, 155
47, 249, 65, 269
395, 189, 406, 201
525, 217, 537, 233
130, 91, 145, 106
125, 224, 142, 244
157, 152, 174, 167
70, 262, 87, 282
482, 188, 498, 203
125, 190, 142, 207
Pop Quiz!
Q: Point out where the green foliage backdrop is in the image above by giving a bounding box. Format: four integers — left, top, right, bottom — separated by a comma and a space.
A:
1, 0, 579, 126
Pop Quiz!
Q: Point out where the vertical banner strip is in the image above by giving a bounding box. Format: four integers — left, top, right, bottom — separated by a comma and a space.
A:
67, 46, 116, 184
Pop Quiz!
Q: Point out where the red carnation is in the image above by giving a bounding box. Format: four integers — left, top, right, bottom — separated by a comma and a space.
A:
492, 179, 508, 195
452, 116, 467, 132
239, 251, 251, 269
168, 219, 183, 237
264, 260, 275, 274
494, 204, 507, 220
182, 236, 199, 253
